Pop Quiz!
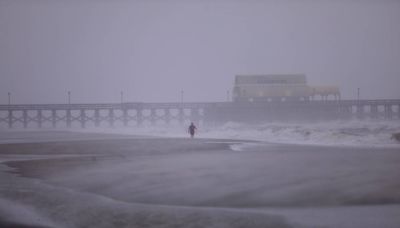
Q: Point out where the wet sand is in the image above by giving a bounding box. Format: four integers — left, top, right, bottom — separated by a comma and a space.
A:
0, 131, 399, 227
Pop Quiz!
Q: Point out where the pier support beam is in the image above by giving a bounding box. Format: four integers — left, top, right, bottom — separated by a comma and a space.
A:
23, 110, 28, 128
385, 105, 393, 119
66, 109, 71, 128
52, 110, 56, 128
356, 105, 364, 119
38, 110, 42, 128
371, 105, 378, 119
80, 109, 86, 128
137, 109, 142, 126
8, 110, 12, 128
109, 109, 114, 127
150, 109, 156, 125
94, 109, 100, 127
179, 108, 184, 125
165, 109, 171, 124
398, 105, 400, 119
123, 109, 128, 127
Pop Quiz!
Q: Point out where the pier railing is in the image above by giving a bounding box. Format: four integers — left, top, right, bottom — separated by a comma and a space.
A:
0, 100, 399, 128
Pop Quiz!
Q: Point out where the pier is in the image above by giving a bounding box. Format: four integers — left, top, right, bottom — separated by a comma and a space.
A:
0, 100, 399, 128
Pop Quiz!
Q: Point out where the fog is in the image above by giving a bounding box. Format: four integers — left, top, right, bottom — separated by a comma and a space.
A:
1, 0, 400, 104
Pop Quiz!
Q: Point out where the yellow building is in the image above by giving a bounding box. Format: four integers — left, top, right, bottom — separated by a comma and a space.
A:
233, 74, 340, 102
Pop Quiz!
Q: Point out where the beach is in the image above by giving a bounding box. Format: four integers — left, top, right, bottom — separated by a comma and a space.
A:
0, 131, 399, 227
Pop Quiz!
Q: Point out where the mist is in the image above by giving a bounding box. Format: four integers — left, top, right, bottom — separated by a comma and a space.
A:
1, 2, 400, 226
1, 0, 400, 104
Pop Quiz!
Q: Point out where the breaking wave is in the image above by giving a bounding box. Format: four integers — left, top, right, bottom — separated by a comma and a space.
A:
78, 119, 400, 148
202, 120, 400, 147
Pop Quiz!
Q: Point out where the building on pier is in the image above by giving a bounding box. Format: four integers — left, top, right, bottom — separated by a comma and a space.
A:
232, 74, 340, 102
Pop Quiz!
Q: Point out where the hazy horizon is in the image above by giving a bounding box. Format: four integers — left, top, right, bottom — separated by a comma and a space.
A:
1, 0, 400, 104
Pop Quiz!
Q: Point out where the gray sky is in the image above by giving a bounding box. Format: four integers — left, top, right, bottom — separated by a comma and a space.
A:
1, 0, 399, 104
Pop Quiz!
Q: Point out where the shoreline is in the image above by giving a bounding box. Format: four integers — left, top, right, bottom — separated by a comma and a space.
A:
2, 128, 398, 150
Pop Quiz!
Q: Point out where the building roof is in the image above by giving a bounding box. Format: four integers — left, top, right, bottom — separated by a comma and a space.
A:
235, 74, 307, 85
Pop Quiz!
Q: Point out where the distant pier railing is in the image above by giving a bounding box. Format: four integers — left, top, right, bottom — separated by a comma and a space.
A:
0, 102, 209, 128
0, 100, 399, 128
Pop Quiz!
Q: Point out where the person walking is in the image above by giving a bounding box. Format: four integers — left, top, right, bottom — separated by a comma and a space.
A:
188, 122, 197, 138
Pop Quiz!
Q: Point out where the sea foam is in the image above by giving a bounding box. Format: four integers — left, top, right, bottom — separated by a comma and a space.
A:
76, 119, 400, 148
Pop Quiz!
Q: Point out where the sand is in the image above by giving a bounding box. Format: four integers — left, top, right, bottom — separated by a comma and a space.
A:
0, 131, 399, 228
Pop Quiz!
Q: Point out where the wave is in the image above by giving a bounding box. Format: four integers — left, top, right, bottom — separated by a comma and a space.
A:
77, 119, 400, 148
202, 120, 400, 148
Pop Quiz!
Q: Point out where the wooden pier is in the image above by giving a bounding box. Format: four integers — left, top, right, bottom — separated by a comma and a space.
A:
0, 100, 399, 128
